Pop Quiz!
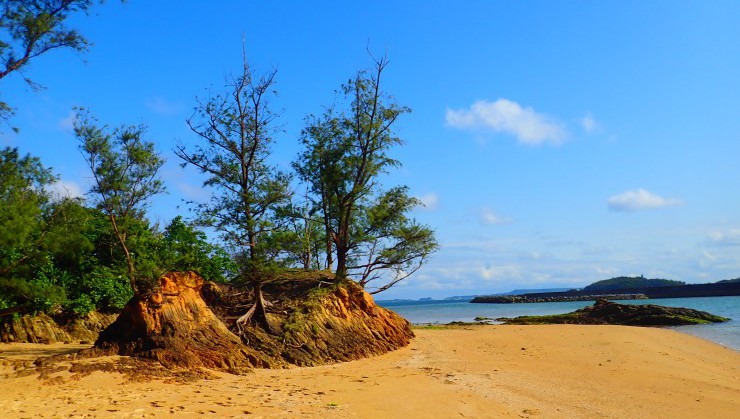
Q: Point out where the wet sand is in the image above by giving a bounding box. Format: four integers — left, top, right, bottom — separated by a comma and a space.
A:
1, 325, 738, 418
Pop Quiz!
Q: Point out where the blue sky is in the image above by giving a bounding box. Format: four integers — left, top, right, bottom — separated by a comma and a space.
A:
3, 1, 739, 299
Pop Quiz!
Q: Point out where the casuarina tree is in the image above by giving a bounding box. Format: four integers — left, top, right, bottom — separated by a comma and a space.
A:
75, 109, 165, 294
175, 54, 291, 334
295, 56, 437, 294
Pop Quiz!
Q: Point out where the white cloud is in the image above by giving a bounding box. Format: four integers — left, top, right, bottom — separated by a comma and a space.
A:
58, 110, 77, 132
479, 208, 510, 225
580, 113, 599, 133
416, 193, 439, 211
446, 98, 567, 145
49, 180, 84, 200
177, 182, 209, 200
146, 96, 183, 116
607, 189, 682, 212
708, 228, 740, 246
478, 264, 521, 281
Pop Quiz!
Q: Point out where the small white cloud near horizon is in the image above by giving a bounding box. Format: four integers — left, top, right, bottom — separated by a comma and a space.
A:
607, 188, 682, 212
146, 96, 183, 116
446, 98, 567, 145
580, 113, 600, 134
416, 192, 439, 211
479, 208, 510, 225
708, 228, 740, 246
49, 180, 84, 200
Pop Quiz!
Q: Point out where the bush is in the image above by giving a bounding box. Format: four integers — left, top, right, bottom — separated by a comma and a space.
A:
64, 294, 96, 316
84, 267, 134, 312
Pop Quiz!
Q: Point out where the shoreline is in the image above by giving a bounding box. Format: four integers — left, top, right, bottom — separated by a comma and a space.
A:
383, 296, 740, 351
2, 324, 738, 418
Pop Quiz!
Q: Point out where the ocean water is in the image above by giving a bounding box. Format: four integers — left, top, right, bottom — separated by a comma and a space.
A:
378, 296, 740, 351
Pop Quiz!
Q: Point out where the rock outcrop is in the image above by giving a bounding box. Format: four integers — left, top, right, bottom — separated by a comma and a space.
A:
275, 281, 413, 366
498, 299, 730, 326
6, 271, 414, 374
204, 272, 414, 367
0, 311, 116, 344
87, 271, 279, 374
83, 271, 413, 373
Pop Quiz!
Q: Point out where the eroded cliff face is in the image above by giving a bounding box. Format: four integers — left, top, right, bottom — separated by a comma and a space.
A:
274, 281, 414, 366
88, 271, 280, 374
0, 311, 116, 344
4, 271, 413, 373
83, 271, 412, 373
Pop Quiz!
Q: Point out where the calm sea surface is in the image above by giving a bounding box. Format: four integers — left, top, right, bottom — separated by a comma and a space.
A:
378, 296, 740, 351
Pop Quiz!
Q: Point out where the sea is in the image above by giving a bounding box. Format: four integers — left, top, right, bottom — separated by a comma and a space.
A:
378, 296, 740, 351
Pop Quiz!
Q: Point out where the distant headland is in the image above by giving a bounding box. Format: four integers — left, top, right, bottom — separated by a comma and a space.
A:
471, 276, 740, 304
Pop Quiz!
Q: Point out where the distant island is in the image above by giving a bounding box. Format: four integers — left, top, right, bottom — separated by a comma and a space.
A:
583, 276, 684, 291
471, 276, 740, 304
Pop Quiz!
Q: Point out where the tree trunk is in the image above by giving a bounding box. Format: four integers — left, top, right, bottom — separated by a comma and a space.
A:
253, 282, 273, 333
335, 245, 347, 279
236, 281, 274, 335
321, 187, 333, 270
109, 213, 137, 294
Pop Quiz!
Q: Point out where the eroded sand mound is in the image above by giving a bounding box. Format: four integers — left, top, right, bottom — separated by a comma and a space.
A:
204, 272, 414, 367
274, 281, 414, 366
84, 271, 413, 373
0, 311, 116, 344
88, 271, 278, 374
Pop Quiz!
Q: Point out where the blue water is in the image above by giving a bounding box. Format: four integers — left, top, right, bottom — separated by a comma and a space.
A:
379, 296, 740, 351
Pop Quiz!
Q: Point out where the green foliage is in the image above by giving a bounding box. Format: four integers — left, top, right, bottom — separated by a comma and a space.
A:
158, 216, 237, 282
584, 276, 686, 291
75, 108, 166, 292
0, 147, 56, 272
0, 147, 68, 314
43, 198, 96, 273
81, 266, 133, 312
0, 251, 69, 315
267, 197, 326, 271
0, 276, 66, 314
65, 293, 95, 316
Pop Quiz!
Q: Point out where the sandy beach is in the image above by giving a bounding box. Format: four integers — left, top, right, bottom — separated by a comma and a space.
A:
1, 325, 738, 418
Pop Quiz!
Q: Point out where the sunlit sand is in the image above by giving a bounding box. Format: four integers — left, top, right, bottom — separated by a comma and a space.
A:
2, 325, 738, 418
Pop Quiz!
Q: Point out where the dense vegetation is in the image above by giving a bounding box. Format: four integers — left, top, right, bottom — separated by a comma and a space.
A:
583, 276, 686, 291
0, 3, 437, 326
0, 147, 236, 316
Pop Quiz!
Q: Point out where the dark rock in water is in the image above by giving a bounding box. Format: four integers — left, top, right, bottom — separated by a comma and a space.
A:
497, 299, 730, 326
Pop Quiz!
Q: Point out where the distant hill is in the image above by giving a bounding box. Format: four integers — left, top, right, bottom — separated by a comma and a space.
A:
584, 276, 685, 291
716, 277, 740, 284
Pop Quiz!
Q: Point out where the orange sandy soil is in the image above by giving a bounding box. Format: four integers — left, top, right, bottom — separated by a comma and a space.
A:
1, 325, 738, 418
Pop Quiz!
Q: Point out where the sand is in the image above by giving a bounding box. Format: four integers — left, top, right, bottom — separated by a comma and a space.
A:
1, 325, 738, 418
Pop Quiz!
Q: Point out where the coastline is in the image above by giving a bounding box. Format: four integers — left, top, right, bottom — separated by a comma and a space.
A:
382, 296, 740, 350
1, 325, 738, 418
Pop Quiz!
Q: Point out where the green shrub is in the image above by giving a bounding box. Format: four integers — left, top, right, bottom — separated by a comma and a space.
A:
65, 294, 96, 316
